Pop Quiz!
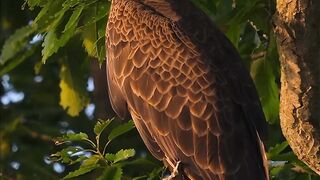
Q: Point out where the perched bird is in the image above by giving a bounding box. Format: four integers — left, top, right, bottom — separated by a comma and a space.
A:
106, 0, 269, 179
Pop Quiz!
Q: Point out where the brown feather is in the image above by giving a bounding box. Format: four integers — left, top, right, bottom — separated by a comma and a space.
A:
106, 0, 269, 179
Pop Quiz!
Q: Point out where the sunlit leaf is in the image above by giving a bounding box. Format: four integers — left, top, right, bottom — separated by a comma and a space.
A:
94, 119, 113, 136
81, 1, 109, 63
82, 23, 97, 57
105, 149, 135, 163
54, 132, 89, 144
108, 120, 135, 141
59, 61, 90, 116
97, 166, 122, 180
0, 25, 35, 65
82, 155, 100, 166
104, 153, 115, 162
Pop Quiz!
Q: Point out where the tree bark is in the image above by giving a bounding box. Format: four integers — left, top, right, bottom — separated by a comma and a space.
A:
90, 59, 116, 119
274, 0, 320, 174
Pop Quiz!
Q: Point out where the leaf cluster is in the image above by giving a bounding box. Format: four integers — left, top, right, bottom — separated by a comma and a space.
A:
267, 142, 319, 180
51, 119, 163, 179
1, 0, 110, 117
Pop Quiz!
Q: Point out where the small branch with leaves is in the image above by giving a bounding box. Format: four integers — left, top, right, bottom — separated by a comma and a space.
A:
50, 119, 162, 179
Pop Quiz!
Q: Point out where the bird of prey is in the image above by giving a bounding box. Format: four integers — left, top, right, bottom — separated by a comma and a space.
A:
106, 0, 269, 179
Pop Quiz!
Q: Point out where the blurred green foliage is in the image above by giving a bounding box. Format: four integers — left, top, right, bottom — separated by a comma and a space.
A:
0, 0, 319, 179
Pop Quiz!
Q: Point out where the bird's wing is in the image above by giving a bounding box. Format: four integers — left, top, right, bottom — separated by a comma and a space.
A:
106, 1, 267, 179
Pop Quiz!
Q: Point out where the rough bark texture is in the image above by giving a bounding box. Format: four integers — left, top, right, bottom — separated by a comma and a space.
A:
274, 0, 320, 174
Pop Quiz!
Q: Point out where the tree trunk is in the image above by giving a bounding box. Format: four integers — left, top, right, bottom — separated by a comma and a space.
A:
90, 59, 116, 119
274, 0, 320, 174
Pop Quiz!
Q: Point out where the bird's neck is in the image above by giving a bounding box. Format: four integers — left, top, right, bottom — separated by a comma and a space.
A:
140, 0, 194, 21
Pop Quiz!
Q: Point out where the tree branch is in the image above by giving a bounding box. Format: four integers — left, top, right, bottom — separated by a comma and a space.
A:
274, 0, 320, 174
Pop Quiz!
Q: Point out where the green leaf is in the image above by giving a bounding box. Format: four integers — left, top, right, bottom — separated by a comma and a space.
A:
97, 166, 122, 180
105, 153, 115, 162
270, 164, 296, 180
62, 156, 100, 179
267, 141, 289, 158
50, 146, 83, 164
0, 44, 38, 76
94, 119, 113, 136
63, 164, 99, 179
80, 1, 110, 28
70, 156, 88, 165
251, 58, 279, 123
54, 132, 89, 145
82, 155, 100, 166
63, 0, 99, 8
250, 33, 280, 124
108, 120, 135, 141
25, 0, 46, 9
0, 25, 35, 65
81, 1, 109, 63
226, 22, 246, 48
41, 8, 67, 63
63, 0, 85, 8
95, 19, 107, 63
249, 3, 271, 33
33, 0, 65, 32
59, 61, 90, 116
105, 149, 135, 163
64, 6, 84, 32
147, 167, 165, 180
238, 23, 261, 60
41, 6, 83, 63
82, 24, 97, 57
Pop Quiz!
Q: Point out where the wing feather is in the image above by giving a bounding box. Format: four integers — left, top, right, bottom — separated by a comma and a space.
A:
106, 0, 268, 179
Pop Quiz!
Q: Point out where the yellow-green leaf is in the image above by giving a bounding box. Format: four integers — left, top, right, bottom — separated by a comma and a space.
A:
105, 149, 135, 163
94, 119, 113, 136
59, 62, 89, 116
81, 2, 109, 63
